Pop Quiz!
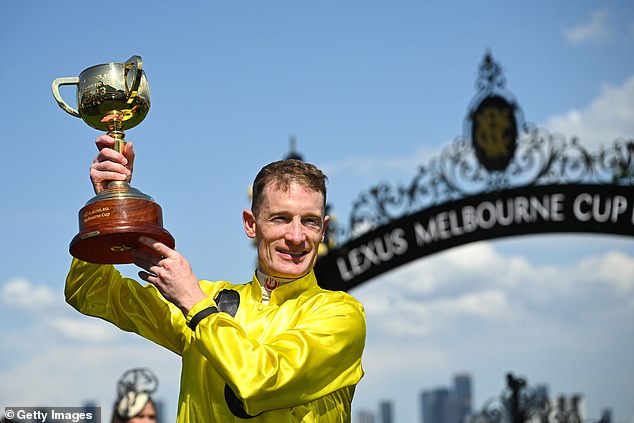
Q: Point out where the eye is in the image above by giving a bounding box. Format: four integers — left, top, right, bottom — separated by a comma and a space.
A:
271, 215, 290, 223
303, 217, 322, 229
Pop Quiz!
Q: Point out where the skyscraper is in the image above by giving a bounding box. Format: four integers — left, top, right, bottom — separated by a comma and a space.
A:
380, 400, 394, 423
454, 373, 473, 421
422, 388, 450, 423
359, 410, 376, 423
421, 374, 473, 423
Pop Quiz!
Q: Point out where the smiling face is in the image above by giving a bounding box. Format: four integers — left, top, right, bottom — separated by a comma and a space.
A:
243, 182, 329, 279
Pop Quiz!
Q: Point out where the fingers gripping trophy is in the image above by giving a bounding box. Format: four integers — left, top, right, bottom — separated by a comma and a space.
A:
52, 56, 175, 264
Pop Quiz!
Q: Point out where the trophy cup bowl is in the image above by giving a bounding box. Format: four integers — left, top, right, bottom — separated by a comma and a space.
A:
53, 56, 175, 264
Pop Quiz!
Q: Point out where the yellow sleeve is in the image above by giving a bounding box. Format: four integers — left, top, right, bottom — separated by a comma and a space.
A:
190, 290, 366, 416
65, 258, 188, 355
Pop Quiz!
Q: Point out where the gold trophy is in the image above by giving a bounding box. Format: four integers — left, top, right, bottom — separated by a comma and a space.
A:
52, 56, 174, 264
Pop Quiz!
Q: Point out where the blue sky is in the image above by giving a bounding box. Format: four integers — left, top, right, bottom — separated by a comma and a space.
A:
1, 2, 633, 423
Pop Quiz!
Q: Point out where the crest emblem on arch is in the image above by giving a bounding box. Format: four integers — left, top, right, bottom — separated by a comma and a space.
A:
470, 94, 518, 172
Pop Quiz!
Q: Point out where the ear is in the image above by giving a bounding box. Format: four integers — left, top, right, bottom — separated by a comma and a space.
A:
321, 215, 330, 242
243, 209, 257, 239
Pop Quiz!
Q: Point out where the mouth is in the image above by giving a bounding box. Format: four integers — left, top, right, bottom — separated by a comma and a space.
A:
278, 249, 308, 260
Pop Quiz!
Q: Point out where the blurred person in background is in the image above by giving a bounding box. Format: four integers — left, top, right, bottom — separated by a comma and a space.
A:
111, 368, 159, 423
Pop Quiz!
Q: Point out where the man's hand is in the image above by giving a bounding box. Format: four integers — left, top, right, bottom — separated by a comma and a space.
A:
90, 135, 135, 194
133, 236, 206, 314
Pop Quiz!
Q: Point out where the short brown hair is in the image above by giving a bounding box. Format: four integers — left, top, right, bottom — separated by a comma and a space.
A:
251, 159, 327, 215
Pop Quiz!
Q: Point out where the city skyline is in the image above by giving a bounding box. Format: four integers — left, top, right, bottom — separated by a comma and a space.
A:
357, 372, 609, 423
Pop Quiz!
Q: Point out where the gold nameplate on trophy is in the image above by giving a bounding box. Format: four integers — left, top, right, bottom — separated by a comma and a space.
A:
52, 56, 174, 264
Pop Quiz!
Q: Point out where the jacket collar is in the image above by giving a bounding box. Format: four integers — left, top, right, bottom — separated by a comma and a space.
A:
250, 270, 318, 305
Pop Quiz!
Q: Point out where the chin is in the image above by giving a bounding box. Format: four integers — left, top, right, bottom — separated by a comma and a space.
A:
267, 254, 317, 278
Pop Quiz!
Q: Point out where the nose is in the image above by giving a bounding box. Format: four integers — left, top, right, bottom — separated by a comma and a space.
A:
286, 219, 305, 244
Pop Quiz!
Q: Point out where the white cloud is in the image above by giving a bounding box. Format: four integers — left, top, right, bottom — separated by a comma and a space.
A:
1, 277, 58, 308
0, 343, 181, 421
0, 276, 122, 342
354, 241, 634, 339
0, 280, 182, 420
48, 316, 120, 342
563, 9, 612, 45
353, 239, 634, 421
578, 250, 634, 294
543, 74, 634, 149
437, 289, 508, 318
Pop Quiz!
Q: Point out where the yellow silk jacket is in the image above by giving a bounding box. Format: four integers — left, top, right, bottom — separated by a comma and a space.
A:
65, 259, 366, 422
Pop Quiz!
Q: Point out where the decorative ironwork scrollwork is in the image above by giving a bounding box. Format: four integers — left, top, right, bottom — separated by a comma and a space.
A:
345, 131, 633, 240
476, 51, 507, 95
465, 373, 591, 423
340, 52, 634, 243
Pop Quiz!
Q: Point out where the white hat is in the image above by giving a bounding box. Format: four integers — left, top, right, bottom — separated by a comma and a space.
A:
116, 391, 150, 420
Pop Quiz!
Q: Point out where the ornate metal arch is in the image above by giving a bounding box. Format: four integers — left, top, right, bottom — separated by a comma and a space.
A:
316, 53, 633, 291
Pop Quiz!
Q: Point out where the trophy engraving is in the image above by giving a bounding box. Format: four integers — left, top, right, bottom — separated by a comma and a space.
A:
53, 56, 175, 264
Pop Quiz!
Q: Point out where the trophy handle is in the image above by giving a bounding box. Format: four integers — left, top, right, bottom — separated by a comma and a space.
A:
124, 55, 143, 101
52, 77, 81, 117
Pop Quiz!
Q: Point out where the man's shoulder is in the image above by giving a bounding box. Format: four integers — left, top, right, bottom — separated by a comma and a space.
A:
304, 285, 364, 309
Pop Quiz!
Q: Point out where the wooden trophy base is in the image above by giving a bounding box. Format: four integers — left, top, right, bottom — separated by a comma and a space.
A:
70, 184, 175, 264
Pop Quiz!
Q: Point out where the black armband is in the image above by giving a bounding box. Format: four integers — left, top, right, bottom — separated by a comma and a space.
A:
224, 384, 260, 419
187, 306, 218, 330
